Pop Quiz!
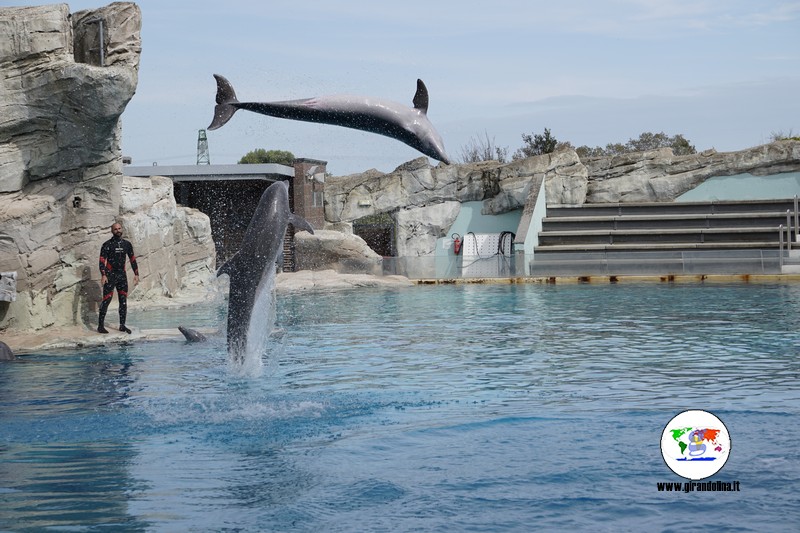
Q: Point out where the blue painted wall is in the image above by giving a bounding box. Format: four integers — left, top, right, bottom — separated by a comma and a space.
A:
434, 201, 522, 277
676, 172, 800, 201
447, 202, 523, 238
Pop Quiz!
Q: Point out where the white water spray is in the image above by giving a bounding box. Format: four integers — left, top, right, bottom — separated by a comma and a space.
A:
227, 267, 277, 377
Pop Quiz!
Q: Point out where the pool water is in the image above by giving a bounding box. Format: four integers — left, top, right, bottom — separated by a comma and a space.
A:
1, 283, 799, 531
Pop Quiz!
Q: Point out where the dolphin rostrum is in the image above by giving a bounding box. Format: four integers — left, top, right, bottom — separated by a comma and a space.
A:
208, 74, 451, 164
178, 326, 207, 343
217, 180, 314, 363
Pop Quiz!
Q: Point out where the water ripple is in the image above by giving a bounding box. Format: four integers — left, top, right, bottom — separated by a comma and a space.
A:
2, 283, 799, 531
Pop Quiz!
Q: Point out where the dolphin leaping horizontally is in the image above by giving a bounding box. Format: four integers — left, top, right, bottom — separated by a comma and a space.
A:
208, 74, 451, 164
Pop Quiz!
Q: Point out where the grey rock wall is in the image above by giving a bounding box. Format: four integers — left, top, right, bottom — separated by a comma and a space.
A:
119, 176, 216, 303
324, 152, 588, 256
294, 230, 382, 275
0, 4, 215, 334
324, 141, 800, 256
0, 3, 140, 193
395, 202, 461, 257
584, 141, 800, 203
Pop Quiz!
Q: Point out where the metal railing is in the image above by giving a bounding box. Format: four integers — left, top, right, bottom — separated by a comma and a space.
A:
780, 223, 785, 269
778, 196, 800, 269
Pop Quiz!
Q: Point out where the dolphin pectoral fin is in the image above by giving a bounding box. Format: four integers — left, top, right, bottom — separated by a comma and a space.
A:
209, 74, 239, 130
413, 79, 429, 114
290, 214, 315, 235
216, 251, 241, 277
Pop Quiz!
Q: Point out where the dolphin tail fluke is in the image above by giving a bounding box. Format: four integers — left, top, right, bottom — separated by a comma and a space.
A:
209, 74, 239, 130
290, 214, 315, 235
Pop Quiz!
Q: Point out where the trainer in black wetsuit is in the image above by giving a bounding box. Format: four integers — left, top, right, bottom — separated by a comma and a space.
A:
98, 222, 139, 334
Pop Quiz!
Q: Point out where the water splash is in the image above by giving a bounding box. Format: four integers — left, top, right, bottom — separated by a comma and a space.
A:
227, 268, 277, 377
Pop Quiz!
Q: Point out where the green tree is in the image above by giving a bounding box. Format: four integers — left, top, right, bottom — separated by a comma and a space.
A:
603, 142, 629, 156
625, 132, 695, 155
575, 145, 606, 159
575, 132, 696, 158
238, 148, 295, 164
512, 128, 559, 160
626, 131, 671, 152
668, 134, 696, 156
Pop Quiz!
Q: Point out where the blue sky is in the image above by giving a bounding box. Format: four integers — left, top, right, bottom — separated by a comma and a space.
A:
10, 0, 800, 175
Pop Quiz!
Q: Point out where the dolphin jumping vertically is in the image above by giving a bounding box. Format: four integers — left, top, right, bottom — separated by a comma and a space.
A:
208, 74, 451, 164
217, 180, 314, 363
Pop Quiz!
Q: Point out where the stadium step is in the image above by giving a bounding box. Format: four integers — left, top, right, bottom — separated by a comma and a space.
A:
531, 198, 797, 275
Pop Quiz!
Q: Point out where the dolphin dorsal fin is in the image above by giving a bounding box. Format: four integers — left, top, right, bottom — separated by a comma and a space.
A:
413, 79, 429, 114
290, 214, 315, 235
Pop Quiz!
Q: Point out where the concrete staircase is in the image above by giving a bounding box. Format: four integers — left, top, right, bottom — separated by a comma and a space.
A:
282, 227, 296, 272
530, 199, 796, 276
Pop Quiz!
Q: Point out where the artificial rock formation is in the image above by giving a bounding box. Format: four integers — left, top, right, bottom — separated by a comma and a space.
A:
0, 4, 215, 335
324, 152, 585, 256
119, 176, 216, 302
395, 201, 462, 257
0, 3, 141, 193
583, 141, 800, 203
324, 141, 800, 256
294, 230, 382, 275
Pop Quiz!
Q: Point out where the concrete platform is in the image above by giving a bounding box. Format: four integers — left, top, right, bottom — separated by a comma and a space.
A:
4, 326, 218, 354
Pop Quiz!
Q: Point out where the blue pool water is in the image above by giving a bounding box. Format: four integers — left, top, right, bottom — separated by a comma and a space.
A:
1, 283, 799, 531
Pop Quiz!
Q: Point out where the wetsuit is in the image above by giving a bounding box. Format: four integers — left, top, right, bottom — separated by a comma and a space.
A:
98, 236, 138, 328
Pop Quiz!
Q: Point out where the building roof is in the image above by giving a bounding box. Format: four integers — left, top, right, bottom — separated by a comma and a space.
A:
123, 163, 294, 182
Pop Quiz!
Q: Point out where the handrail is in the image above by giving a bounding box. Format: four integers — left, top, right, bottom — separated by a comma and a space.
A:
778, 198, 800, 270
780, 224, 785, 269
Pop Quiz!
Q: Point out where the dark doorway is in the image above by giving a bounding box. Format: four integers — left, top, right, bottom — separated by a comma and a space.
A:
174, 180, 274, 264
353, 212, 396, 257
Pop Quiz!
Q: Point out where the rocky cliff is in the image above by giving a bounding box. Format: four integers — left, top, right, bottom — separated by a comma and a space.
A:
0, 4, 215, 334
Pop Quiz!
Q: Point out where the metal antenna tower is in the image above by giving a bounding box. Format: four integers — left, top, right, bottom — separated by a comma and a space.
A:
196, 129, 210, 165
